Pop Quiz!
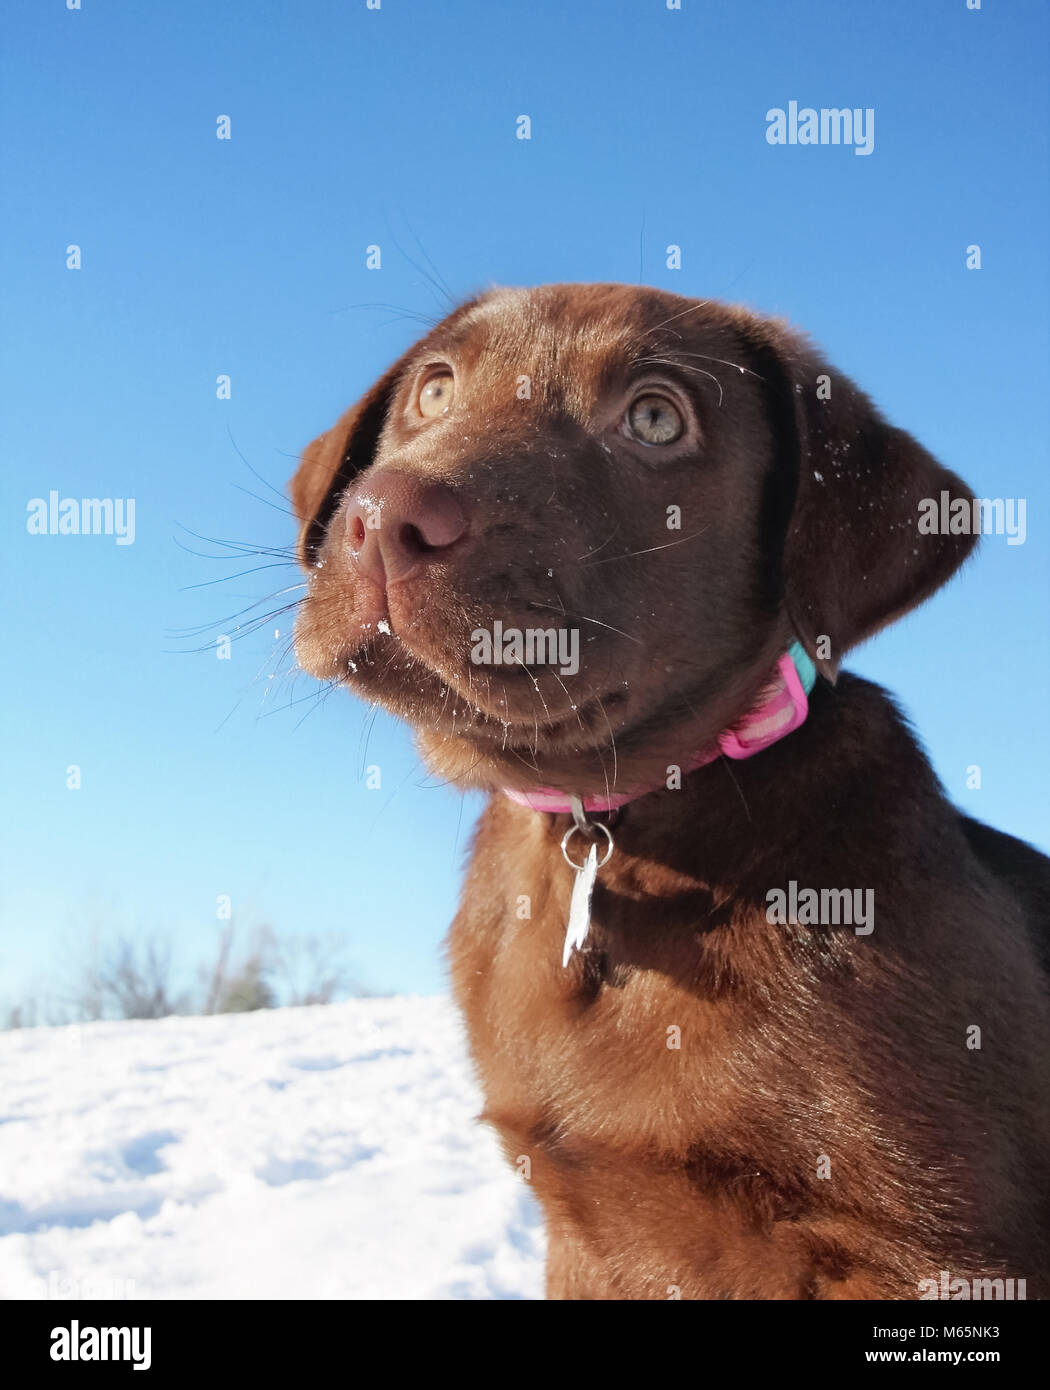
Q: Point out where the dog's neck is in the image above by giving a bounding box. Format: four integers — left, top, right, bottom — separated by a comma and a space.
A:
502, 642, 817, 815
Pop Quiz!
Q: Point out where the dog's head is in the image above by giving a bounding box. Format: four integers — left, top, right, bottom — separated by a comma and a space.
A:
291, 284, 975, 797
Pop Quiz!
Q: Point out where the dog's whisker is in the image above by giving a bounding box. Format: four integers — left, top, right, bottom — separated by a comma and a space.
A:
674, 350, 767, 384
231, 482, 297, 519
328, 300, 443, 330
167, 593, 308, 647
591, 690, 619, 793
574, 526, 621, 563
582, 529, 709, 568
525, 599, 642, 646
633, 355, 724, 406
174, 536, 298, 563
224, 426, 300, 508
505, 653, 552, 723
640, 299, 712, 337
180, 568, 303, 593
175, 523, 297, 559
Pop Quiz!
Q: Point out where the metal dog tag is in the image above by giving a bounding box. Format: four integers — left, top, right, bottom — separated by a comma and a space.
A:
560, 799, 614, 968
563, 840, 599, 967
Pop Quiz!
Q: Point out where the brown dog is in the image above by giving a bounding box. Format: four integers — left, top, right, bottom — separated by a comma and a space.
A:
291, 284, 1050, 1299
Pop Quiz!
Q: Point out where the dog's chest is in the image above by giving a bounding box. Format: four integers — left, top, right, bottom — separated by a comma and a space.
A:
448, 853, 755, 1159
449, 882, 853, 1296
445, 831, 967, 1298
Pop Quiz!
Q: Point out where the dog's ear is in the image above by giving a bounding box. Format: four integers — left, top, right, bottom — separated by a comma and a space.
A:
289, 359, 407, 565
748, 324, 978, 681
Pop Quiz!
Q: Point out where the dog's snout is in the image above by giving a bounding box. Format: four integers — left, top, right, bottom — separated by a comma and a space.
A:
346, 470, 468, 587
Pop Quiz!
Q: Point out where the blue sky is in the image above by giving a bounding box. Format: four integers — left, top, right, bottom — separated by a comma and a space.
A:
1, 0, 1047, 1008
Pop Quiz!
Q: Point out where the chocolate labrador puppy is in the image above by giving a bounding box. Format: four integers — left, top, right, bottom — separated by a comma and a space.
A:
291, 284, 1050, 1299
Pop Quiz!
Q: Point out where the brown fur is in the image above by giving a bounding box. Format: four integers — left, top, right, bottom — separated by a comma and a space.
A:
290, 284, 1050, 1299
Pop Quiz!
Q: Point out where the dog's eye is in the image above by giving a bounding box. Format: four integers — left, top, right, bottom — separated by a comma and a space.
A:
626, 394, 684, 445
418, 372, 455, 418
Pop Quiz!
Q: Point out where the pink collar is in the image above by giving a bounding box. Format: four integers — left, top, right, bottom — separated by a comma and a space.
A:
502, 643, 817, 815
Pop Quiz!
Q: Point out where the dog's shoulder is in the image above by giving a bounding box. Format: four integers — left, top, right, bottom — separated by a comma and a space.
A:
958, 814, 1050, 973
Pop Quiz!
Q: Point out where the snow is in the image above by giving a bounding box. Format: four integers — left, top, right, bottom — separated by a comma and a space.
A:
0, 997, 545, 1300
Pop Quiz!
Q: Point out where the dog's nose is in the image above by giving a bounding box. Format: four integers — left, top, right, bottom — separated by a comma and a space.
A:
345, 470, 468, 587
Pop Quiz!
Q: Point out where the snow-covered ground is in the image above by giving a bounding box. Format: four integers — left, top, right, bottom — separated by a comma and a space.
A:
0, 997, 545, 1299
